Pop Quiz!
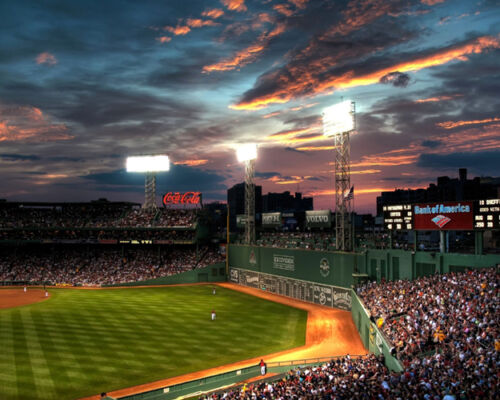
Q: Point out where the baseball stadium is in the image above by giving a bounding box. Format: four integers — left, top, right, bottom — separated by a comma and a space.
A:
1, 173, 499, 400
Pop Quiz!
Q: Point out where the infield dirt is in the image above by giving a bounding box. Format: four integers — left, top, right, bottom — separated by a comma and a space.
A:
0, 288, 50, 309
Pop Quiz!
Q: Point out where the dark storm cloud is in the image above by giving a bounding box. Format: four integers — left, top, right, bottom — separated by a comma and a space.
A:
417, 151, 500, 175
379, 72, 410, 87
421, 140, 442, 149
82, 164, 226, 193
255, 171, 281, 179
0, 154, 41, 161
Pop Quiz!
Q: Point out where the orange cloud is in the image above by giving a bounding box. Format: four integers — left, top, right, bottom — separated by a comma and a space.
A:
204, 22, 286, 72
186, 18, 218, 28
436, 117, 500, 129
173, 159, 209, 166
266, 126, 317, 139
288, 0, 309, 9
262, 111, 281, 119
0, 104, 72, 142
295, 145, 336, 151
306, 187, 393, 197
350, 154, 419, 168
273, 4, 294, 17
221, 0, 247, 12
414, 94, 462, 103
156, 36, 171, 43
231, 35, 500, 110
202, 8, 224, 18
164, 25, 191, 35
36, 52, 57, 65
421, 0, 445, 5
350, 169, 381, 175
203, 44, 266, 72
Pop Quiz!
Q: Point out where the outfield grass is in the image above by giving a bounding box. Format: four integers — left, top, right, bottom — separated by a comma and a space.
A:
0, 286, 307, 400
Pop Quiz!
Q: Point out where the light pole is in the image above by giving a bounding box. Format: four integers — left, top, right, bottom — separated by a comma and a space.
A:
236, 144, 258, 245
323, 100, 356, 251
126, 155, 170, 209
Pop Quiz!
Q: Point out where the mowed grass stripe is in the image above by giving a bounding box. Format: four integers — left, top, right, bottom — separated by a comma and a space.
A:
21, 309, 57, 399
1, 286, 307, 400
11, 310, 37, 400
0, 312, 18, 399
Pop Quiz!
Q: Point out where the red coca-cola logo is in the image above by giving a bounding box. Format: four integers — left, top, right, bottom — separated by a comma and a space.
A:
163, 191, 201, 205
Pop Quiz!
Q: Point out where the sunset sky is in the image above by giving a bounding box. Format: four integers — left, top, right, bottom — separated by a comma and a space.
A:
1, 0, 499, 213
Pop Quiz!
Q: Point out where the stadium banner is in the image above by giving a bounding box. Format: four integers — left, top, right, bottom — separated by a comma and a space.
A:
230, 267, 352, 310
313, 284, 333, 307
273, 254, 295, 272
262, 212, 282, 227
332, 287, 353, 311
229, 268, 239, 284
305, 210, 332, 228
413, 201, 473, 230
239, 269, 260, 288
236, 214, 247, 228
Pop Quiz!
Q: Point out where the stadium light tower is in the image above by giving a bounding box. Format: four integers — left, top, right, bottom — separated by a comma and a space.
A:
126, 155, 170, 210
236, 144, 258, 245
323, 100, 355, 251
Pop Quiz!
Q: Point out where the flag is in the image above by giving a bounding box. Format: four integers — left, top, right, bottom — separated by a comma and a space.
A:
344, 186, 354, 201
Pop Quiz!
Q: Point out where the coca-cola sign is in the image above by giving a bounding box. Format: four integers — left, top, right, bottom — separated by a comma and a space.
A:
163, 191, 201, 205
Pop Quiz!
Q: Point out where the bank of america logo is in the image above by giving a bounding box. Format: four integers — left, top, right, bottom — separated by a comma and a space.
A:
432, 215, 451, 228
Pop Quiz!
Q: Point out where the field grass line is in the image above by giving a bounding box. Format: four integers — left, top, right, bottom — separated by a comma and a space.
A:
0, 312, 17, 399
21, 309, 57, 399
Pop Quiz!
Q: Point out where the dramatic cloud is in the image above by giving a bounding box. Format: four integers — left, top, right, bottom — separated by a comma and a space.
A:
421, 0, 446, 5
202, 9, 225, 19
221, 0, 247, 13
0, 103, 72, 142
156, 36, 171, 44
379, 71, 410, 87
174, 159, 209, 166
436, 117, 500, 129
231, 35, 500, 110
417, 150, 500, 175
203, 22, 286, 72
36, 52, 57, 65
414, 94, 462, 103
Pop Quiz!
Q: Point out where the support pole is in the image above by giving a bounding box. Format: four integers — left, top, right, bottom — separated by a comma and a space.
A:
244, 159, 256, 245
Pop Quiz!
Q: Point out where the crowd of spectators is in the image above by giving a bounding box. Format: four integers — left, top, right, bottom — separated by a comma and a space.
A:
0, 246, 224, 285
254, 232, 336, 250
203, 268, 498, 400
0, 204, 198, 229
0, 228, 196, 242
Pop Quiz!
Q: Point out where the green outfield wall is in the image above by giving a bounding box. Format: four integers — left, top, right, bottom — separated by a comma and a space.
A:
104, 263, 226, 287
228, 245, 500, 287
228, 245, 360, 288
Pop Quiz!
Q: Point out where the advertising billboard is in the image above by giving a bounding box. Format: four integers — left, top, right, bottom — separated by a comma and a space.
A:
262, 212, 282, 227
413, 201, 473, 230
305, 210, 332, 228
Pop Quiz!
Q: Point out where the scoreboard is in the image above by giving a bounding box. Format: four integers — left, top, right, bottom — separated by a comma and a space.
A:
383, 199, 500, 231
474, 199, 500, 229
383, 204, 412, 230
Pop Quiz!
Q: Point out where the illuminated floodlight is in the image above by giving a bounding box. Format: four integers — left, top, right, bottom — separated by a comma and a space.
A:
323, 100, 355, 137
126, 155, 170, 173
236, 143, 258, 162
